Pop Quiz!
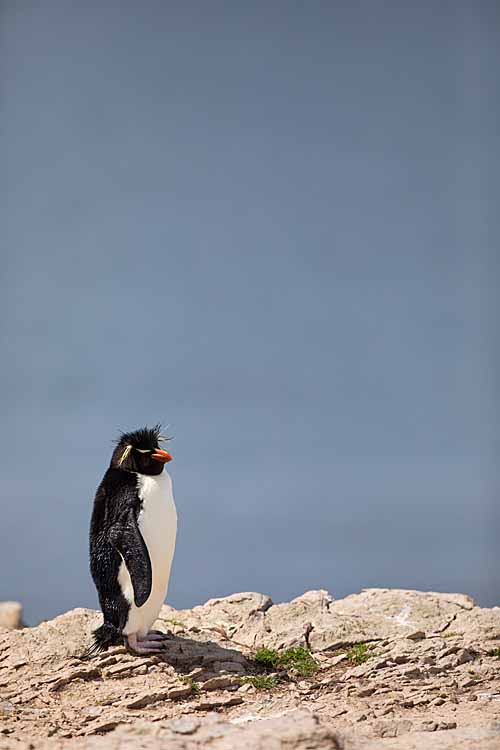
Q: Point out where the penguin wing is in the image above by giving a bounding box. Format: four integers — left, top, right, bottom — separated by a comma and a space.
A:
109, 510, 152, 608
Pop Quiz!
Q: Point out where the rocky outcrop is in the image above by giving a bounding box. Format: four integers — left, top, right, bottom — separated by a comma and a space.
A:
158, 588, 481, 651
0, 589, 499, 749
0, 602, 23, 630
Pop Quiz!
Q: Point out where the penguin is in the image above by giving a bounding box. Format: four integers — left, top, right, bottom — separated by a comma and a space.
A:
88, 424, 177, 655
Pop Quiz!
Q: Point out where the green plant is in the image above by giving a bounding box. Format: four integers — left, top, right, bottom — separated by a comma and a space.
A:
488, 648, 500, 658
240, 675, 280, 690
252, 646, 318, 678
180, 676, 200, 694
253, 647, 281, 669
346, 643, 370, 665
278, 647, 319, 678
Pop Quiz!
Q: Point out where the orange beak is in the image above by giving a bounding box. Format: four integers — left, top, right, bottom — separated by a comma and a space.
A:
151, 448, 173, 463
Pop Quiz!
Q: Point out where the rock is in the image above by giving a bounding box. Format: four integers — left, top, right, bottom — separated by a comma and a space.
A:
211, 660, 246, 674
1, 589, 500, 749
357, 687, 375, 697
438, 721, 457, 730
399, 665, 422, 679
406, 630, 426, 640
373, 719, 414, 737
364, 725, 500, 749
187, 667, 208, 680
104, 711, 342, 748
238, 683, 254, 693
3, 607, 101, 664
454, 648, 476, 665
156, 587, 492, 655
103, 658, 150, 678
195, 695, 243, 710
429, 697, 445, 706
168, 717, 200, 735
48, 667, 101, 692
395, 719, 413, 735
451, 607, 500, 643
201, 675, 240, 690
354, 712, 368, 722
159, 591, 273, 646
82, 718, 123, 735
124, 685, 191, 709
329, 653, 348, 666
0, 602, 24, 629
0, 702, 16, 715
125, 691, 167, 709
81, 707, 103, 721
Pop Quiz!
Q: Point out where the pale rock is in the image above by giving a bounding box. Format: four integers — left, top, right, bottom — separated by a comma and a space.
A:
406, 630, 426, 640
1, 589, 500, 750
201, 675, 240, 691
195, 695, 243, 710
0, 602, 24, 630
237, 683, 254, 693
168, 717, 200, 735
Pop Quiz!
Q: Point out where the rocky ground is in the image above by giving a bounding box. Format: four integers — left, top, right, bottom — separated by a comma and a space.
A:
1, 588, 499, 749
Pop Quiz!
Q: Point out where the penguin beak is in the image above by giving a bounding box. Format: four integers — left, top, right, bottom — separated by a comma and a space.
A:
151, 448, 173, 463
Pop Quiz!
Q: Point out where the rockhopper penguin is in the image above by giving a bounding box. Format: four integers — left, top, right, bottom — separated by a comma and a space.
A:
88, 425, 177, 654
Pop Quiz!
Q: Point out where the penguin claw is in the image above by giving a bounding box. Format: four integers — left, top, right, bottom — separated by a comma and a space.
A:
141, 630, 171, 641
125, 633, 168, 655
127, 642, 167, 654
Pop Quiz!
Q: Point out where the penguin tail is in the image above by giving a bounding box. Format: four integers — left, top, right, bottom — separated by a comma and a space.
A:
80, 622, 122, 660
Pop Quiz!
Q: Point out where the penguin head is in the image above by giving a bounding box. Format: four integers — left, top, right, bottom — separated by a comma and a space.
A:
111, 424, 172, 476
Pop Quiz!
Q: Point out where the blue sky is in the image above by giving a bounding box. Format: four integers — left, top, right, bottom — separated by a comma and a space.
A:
2, 1, 498, 623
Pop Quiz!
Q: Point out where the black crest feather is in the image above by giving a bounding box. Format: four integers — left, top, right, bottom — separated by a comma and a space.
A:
116, 424, 162, 451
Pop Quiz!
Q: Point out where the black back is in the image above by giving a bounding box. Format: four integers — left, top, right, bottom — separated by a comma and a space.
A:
89, 467, 152, 632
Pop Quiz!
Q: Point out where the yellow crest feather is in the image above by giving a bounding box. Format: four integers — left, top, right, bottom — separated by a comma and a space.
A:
118, 445, 132, 466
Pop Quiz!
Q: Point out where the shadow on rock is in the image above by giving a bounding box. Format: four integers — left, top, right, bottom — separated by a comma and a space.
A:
155, 633, 251, 679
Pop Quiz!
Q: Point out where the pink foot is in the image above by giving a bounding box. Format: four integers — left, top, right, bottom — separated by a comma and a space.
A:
126, 632, 167, 654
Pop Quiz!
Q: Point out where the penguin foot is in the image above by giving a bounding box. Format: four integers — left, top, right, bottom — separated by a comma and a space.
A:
126, 633, 167, 654
142, 630, 172, 641
130, 643, 165, 654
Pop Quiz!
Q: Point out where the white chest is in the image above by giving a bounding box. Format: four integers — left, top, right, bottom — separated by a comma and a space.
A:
119, 470, 177, 636
137, 472, 177, 563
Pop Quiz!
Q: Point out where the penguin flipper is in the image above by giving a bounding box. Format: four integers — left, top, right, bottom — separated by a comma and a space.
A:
109, 511, 152, 608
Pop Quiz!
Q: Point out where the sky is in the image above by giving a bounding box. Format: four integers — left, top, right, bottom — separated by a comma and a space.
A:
1, 1, 498, 625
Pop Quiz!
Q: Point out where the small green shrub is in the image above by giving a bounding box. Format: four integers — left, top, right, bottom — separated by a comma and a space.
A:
253, 647, 281, 669
346, 643, 370, 665
278, 647, 319, 678
180, 676, 200, 694
488, 648, 500, 658
252, 646, 318, 678
240, 675, 280, 690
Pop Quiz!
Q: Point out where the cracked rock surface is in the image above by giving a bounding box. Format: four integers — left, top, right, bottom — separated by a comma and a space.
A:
0, 588, 499, 749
